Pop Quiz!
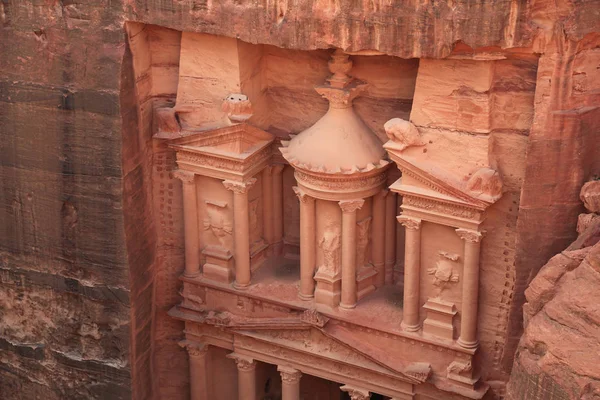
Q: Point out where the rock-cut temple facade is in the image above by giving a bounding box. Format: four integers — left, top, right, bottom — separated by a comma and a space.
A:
1, 2, 599, 400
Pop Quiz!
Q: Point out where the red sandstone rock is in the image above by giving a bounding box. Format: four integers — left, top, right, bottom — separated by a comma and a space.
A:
581, 180, 600, 213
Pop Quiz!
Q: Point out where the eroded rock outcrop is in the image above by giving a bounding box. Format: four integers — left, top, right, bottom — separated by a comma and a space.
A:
507, 181, 600, 399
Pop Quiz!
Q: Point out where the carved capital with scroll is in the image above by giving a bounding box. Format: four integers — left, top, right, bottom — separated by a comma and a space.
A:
178, 341, 208, 357
293, 186, 314, 204
397, 215, 421, 231
455, 228, 484, 243
338, 199, 364, 213
277, 365, 302, 384
223, 178, 257, 194
340, 385, 371, 400
227, 353, 256, 371
173, 169, 195, 184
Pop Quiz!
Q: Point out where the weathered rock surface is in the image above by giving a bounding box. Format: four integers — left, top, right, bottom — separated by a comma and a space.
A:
0, 0, 599, 399
507, 213, 600, 399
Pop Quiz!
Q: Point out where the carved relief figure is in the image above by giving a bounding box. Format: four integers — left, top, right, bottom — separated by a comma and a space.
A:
203, 201, 232, 247
319, 226, 341, 276
427, 251, 460, 297
249, 198, 262, 245
356, 217, 372, 268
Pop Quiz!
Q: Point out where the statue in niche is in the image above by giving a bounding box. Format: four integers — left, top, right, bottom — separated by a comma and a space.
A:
319, 226, 341, 276
356, 217, 372, 268
427, 251, 460, 297
203, 201, 232, 247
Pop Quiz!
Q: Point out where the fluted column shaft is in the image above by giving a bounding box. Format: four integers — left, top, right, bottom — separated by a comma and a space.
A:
294, 187, 316, 299
398, 216, 422, 331
384, 192, 397, 284
175, 170, 200, 277
223, 179, 256, 289
372, 191, 387, 287
278, 366, 302, 400
227, 354, 257, 400
456, 228, 484, 349
339, 199, 364, 309
180, 343, 209, 400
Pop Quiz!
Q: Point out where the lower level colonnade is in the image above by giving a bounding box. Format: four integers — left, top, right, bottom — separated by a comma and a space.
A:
181, 343, 405, 400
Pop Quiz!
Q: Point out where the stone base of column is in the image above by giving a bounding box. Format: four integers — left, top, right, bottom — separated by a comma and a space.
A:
233, 281, 251, 290
314, 270, 341, 308
298, 291, 314, 301
202, 246, 234, 283
457, 338, 479, 349
422, 298, 457, 341
401, 321, 421, 332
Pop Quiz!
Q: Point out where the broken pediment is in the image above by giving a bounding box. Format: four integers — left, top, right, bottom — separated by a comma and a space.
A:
168, 123, 274, 180
384, 118, 503, 212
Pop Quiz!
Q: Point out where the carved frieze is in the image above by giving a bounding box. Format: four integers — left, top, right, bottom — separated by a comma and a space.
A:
402, 195, 480, 220
295, 169, 387, 193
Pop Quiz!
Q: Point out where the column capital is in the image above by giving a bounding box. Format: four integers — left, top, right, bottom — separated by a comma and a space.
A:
371, 189, 388, 199
227, 353, 256, 371
293, 186, 314, 203
277, 365, 302, 384
340, 385, 371, 400
173, 169, 195, 184
397, 215, 421, 230
272, 163, 285, 174
455, 228, 484, 243
223, 178, 257, 194
178, 341, 208, 357
339, 199, 364, 213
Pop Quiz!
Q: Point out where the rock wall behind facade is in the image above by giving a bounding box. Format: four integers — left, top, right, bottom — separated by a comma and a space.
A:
1, 0, 599, 399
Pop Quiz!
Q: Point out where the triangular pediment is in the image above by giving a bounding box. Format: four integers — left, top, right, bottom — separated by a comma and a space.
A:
388, 151, 501, 210
169, 123, 273, 159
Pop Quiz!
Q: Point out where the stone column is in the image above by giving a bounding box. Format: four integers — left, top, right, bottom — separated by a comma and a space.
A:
272, 164, 285, 254
385, 192, 397, 284
397, 216, 422, 331
340, 385, 371, 400
180, 342, 209, 400
278, 365, 302, 400
372, 190, 387, 287
223, 178, 257, 289
294, 187, 316, 300
227, 353, 257, 400
262, 166, 274, 247
339, 199, 364, 309
456, 228, 484, 349
174, 170, 200, 277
